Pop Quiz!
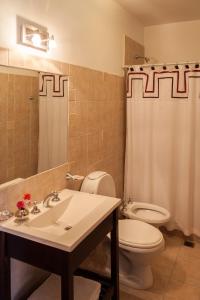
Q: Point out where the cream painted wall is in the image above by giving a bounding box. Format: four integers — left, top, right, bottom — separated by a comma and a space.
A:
0, 0, 143, 75
144, 20, 200, 63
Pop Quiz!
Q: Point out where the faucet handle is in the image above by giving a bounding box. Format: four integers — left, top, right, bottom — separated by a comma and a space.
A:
31, 201, 41, 214
121, 201, 127, 212
127, 197, 134, 204
51, 191, 60, 202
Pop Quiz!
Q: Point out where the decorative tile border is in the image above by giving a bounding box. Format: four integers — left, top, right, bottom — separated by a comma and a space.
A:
127, 68, 200, 99
39, 73, 68, 97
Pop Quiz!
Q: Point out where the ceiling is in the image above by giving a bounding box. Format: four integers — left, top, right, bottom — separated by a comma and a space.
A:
115, 0, 200, 26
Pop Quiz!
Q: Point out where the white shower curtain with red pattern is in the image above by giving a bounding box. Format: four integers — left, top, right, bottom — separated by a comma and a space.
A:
38, 73, 68, 172
124, 65, 200, 236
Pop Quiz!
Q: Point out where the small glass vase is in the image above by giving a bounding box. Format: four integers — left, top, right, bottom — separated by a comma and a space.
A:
0, 209, 13, 221
15, 208, 29, 222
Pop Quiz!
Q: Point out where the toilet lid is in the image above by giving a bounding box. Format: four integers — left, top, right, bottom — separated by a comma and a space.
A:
87, 171, 107, 180
119, 219, 163, 249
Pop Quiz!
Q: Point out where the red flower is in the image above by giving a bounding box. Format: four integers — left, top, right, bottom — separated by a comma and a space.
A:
24, 193, 31, 201
17, 200, 25, 209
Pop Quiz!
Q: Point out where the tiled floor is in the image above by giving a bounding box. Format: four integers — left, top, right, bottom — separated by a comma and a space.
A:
120, 232, 200, 300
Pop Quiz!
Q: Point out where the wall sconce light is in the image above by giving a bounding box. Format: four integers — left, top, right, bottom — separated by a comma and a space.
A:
16, 16, 56, 51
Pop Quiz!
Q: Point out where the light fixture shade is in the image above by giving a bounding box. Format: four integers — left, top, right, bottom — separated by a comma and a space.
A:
31, 33, 42, 47
17, 16, 49, 51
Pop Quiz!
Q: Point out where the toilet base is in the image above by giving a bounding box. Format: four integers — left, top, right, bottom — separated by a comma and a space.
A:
118, 247, 154, 290
119, 264, 153, 290
105, 264, 153, 290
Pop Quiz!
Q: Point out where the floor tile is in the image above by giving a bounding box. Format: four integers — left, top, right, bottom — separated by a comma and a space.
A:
120, 288, 164, 300
120, 291, 143, 299
153, 233, 183, 278
115, 233, 200, 299
153, 249, 177, 278
163, 234, 183, 260
163, 279, 200, 300
119, 271, 167, 300
163, 234, 183, 249
171, 252, 200, 286
179, 242, 200, 260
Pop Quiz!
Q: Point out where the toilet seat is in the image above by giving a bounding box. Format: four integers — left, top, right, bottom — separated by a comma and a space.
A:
123, 202, 170, 225
118, 219, 164, 252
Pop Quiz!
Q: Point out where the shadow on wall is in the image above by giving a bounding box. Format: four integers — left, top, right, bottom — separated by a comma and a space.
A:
124, 35, 144, 65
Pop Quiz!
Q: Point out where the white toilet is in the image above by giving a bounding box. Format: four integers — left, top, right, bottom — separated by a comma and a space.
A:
123, 201, 170, 227
81, 171, 165, 290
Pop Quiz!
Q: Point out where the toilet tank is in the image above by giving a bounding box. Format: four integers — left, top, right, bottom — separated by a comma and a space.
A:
81, 171, 116, 197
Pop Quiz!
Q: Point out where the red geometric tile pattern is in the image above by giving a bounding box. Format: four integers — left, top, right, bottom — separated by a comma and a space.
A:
127, 69, 200, 99
39, 73, 68, 97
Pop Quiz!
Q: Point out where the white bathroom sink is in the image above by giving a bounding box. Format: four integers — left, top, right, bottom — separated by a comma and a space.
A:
27, 190, 106, 236
0, 189, 121, 252
27, 194, 73, 236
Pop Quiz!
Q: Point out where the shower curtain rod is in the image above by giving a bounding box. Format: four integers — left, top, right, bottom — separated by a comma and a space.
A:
123, 60, 200, 69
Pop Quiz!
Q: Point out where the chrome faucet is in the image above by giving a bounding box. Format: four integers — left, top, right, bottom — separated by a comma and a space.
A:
121, 200, 128, 212
121, 198, 133, 212
43, 191, 60, 208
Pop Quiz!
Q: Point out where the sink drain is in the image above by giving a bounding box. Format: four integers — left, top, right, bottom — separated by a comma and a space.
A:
64, 225, 72, 231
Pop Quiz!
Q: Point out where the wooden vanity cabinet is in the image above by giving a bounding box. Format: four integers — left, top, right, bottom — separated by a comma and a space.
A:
0, 209, 119, 300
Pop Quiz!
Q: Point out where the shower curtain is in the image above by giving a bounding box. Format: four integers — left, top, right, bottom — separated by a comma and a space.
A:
38, 73, 68, 173
124, 64, 200, 236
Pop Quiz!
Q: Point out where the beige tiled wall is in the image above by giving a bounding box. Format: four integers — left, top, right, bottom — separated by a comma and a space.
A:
0, 71, 39, 184
68, 65, 125, 198
0, 47, 125, 210
124, 35, 144, 65
0, 48, 125, 286
0, 163, 71, 211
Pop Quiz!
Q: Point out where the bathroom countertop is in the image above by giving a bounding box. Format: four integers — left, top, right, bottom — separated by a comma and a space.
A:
0, 189, 121, 252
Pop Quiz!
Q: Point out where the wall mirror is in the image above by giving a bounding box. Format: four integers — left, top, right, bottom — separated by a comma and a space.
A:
0, 65, 68, 186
